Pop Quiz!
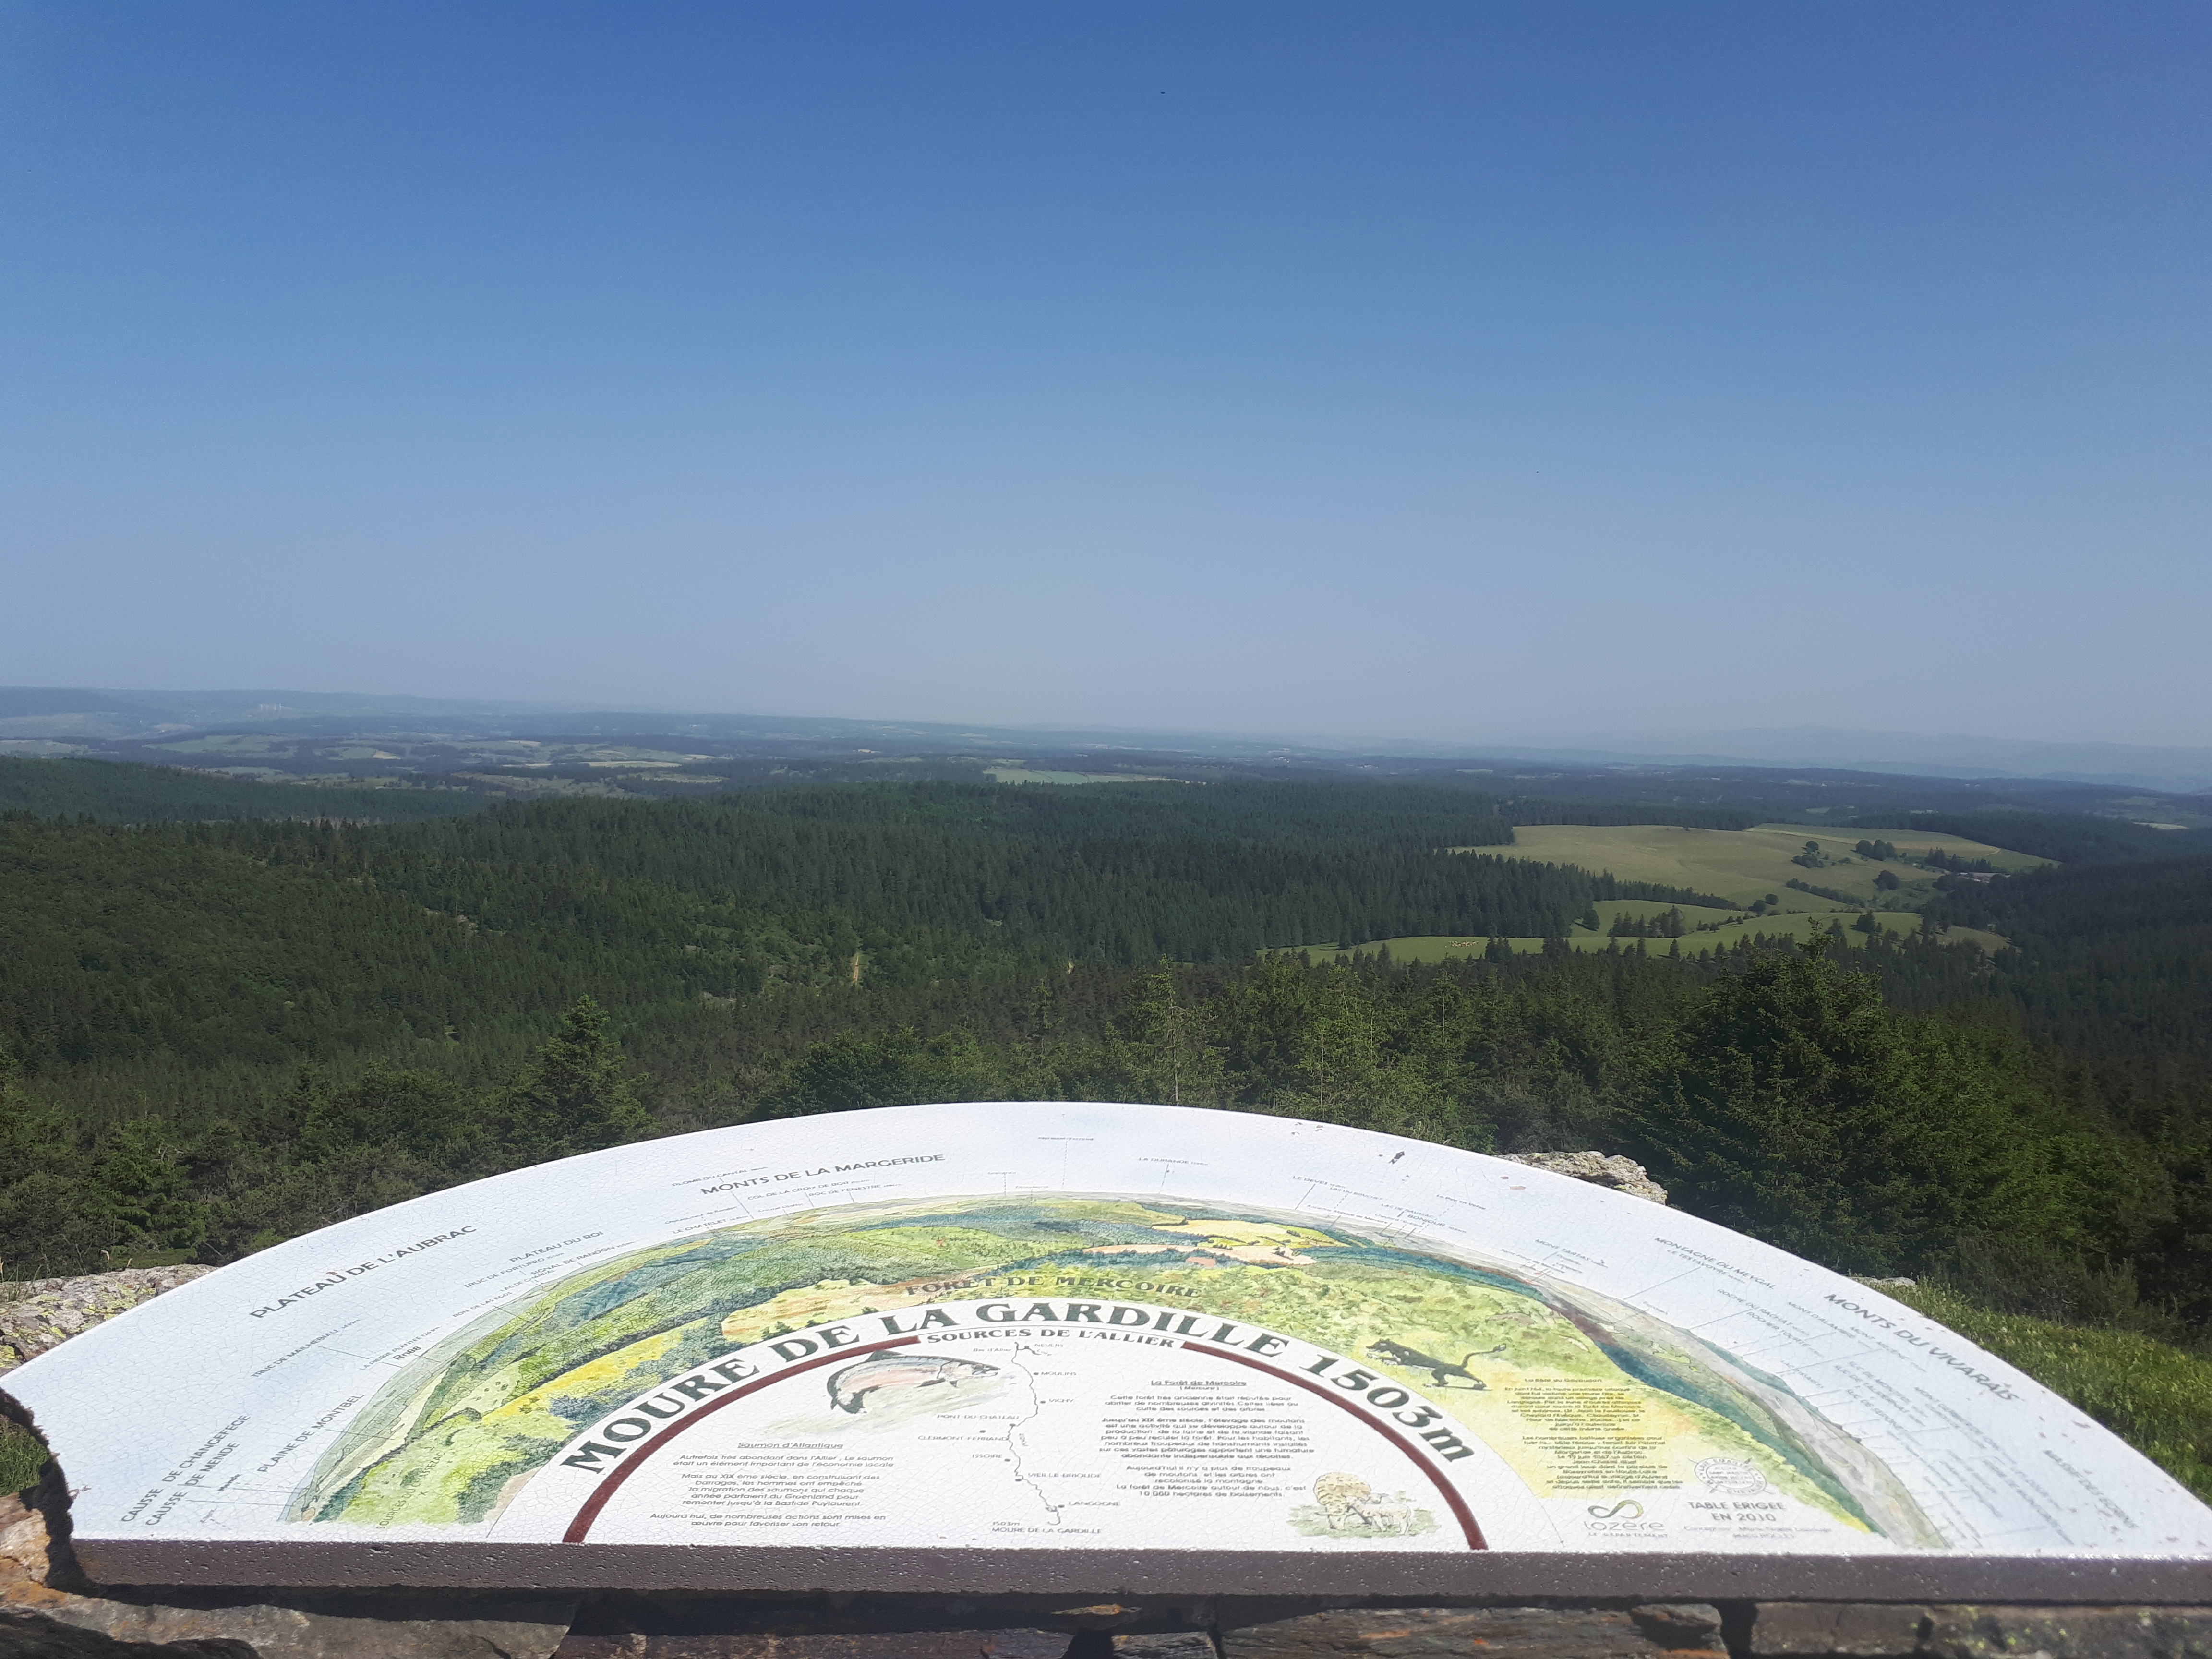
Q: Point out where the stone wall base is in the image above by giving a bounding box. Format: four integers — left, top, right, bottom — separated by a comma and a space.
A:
7, 1495, 2209, 1659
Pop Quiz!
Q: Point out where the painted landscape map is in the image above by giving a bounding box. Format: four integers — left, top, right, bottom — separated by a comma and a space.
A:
9, 1102, 2207, 1577
300, 1193, 1930, 1552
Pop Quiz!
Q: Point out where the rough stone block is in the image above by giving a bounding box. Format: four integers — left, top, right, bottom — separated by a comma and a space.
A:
42, 1594, 580, 1658
1747, 1603, 1932, 1656
3, 1492, 576, 1658
1220, 1606, 1723, 1659
553, 1631, 1073, 1659
1921, 1606, 2212, 1659
1112, 1634, 1218, 1659
0, 1608, 258, 1657
1629, 1608, 1726, 1649
0, 1268, 216, 1375
1058, 1608, 1146, 1631
1501, 1153, 1668, 1205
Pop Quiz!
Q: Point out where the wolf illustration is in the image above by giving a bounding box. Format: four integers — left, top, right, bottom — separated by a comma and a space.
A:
1365, 1338, 1500, 1389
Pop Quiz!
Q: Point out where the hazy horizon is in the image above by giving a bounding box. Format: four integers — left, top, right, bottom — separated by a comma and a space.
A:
6, 4, 2206, 746
11, 681, 2212, 787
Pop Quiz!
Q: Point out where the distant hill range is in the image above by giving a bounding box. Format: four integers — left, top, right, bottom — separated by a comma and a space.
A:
0, 686, 556, 740
1, 687, 2207, 797
1469, 727, 2212, 793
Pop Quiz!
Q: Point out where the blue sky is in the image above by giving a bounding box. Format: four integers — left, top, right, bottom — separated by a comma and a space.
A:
4, 3, 2205, 745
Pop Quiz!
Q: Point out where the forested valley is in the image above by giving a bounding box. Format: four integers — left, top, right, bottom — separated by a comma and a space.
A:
4, 775, 2209, 1364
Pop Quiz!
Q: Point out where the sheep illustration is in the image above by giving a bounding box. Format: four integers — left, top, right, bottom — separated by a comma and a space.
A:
1348, 1490, 1417, 1534
1312, 1472, 1373, 1530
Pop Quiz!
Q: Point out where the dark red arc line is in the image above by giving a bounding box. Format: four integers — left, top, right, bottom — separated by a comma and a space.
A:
564, 1331, 1485, 1551
1182, 1341, 1488, 1550
563, 1335, 921, 1543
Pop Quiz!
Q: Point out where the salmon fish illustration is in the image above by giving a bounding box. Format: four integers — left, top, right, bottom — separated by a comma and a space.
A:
826, 1353, 999, 1414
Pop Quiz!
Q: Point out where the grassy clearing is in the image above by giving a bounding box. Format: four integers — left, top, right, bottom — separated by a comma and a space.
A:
150, 733, 299, 755
1886, 1283, 2212, 1503
1571, 900, 1953, 950
1686, 910, 2013, 953
0, 1420, 44, 1495
1478, 823, 2049, 908
1584, 899, 1743, 928
1279, 916, 1954, 964
986, 767, 1178, 785
449, 772, 638, 798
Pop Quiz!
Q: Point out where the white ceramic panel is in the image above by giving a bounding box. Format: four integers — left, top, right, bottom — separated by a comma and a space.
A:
9, 1103, 2207, 1576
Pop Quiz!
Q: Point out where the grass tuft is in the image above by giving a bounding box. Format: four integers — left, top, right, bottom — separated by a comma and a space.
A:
0, 1419, 48, 1496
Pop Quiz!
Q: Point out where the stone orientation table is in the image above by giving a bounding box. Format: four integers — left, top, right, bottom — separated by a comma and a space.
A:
3, 1103, 2206, 1607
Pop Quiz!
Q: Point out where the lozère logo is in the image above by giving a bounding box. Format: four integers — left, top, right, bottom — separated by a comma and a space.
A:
1582, 1496, 1663, 1534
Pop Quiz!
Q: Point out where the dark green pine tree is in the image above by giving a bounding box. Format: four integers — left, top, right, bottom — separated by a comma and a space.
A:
91, 1119, 210, 1253
493, 997, 653, 1164
0, 1052, 125, 1275
1629, 942, 2054, 1273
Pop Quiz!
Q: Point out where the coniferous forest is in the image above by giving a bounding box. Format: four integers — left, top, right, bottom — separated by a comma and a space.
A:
3, 775, 2209, 1361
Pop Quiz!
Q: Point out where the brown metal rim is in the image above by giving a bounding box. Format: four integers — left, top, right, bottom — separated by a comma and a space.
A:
69, 1541, 2212, 1603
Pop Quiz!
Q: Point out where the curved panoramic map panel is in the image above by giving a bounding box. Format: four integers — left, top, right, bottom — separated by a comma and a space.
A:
8, 1103, 2209, 1596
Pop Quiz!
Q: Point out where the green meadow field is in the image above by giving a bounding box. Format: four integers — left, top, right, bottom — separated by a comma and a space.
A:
1283, 901, 2009, 963
1474, 822, 2049, 908
985, 766, 1177, 784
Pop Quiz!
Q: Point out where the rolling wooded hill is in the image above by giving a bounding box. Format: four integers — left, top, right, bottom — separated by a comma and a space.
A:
1, 775, 2206, 1347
